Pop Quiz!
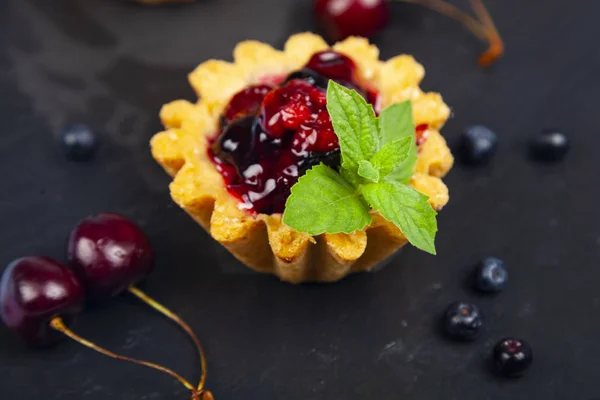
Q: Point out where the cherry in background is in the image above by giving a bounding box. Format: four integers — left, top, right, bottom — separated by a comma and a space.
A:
67, 213, 153, 301
313, 0, 504, 67
314, 0, 389, 41
0, 256, 84, 346
66, 213, 210, 397
0, 213, 212, 399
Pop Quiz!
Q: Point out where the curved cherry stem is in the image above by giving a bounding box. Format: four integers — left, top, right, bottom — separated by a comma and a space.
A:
128, 286, 208, 393
391, 0, 504, 66
469, 0, 504, 66
50, 317, 207, 400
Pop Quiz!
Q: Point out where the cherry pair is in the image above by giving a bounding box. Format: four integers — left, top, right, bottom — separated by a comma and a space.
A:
0, 213, 212, 400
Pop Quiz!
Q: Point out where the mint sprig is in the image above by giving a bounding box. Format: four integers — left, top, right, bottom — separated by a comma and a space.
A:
283, 81, 438, 255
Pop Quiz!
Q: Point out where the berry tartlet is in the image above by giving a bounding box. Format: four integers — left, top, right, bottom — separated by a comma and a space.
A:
151, 33, 453, 283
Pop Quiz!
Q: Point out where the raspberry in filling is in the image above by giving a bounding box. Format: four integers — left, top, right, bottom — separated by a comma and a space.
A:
209, 51, 425, 215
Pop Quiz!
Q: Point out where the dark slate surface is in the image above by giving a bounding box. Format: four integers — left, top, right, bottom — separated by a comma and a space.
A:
1, 0, 599, 399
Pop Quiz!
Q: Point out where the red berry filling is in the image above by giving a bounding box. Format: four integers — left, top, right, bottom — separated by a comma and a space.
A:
416, 123, 429, 147
261, 80, 338, 154
223, 84, 273, 123
209, 51, 425, 215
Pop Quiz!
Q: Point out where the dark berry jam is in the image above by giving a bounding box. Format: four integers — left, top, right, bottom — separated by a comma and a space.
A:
209, 50, 423, 215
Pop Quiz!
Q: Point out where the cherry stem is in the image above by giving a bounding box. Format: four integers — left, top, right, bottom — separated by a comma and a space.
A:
469, 0, 504, 66
128, 286, 208, 392
50, 317, 208, 400
390, 0, 504, 66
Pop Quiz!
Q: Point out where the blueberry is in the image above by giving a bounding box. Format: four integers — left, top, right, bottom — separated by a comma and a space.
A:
493, 337, 533, 377
443, 302, 484, 341
529, 129, 569, 162
60, 124, 98, 161
459, 125, 497, 165
300, 150, 341, 174
284, 68, 328, 89
211, 116, 259, 171
474, 257, 507, 293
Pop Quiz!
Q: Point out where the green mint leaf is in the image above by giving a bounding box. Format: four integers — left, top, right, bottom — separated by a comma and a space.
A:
357, 160, 380, 183
327, 81, 378, 175
370, 137, 412, 178
361, 181, 437, 255
378, 101, 417, 183
384, 149, 417, 184
283, 164, 372, 235
379, 101, 414, 144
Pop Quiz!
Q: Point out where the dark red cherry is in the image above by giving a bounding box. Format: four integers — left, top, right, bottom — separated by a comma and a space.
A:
305, 50, 357, 82
67, 213, 154, 301
0, 256, 84, 346
223, 84, 272, 122
313, 0, 389, 41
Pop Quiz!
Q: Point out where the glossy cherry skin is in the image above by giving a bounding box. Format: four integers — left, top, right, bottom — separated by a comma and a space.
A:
314, 0, 389, 41
0, 256, 85, 346
67, 213, 154, 302
223, 84, 272, 123
305, 50, 357, 82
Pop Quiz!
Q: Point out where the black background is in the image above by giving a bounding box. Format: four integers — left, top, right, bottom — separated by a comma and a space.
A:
1, 0, 599, 399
